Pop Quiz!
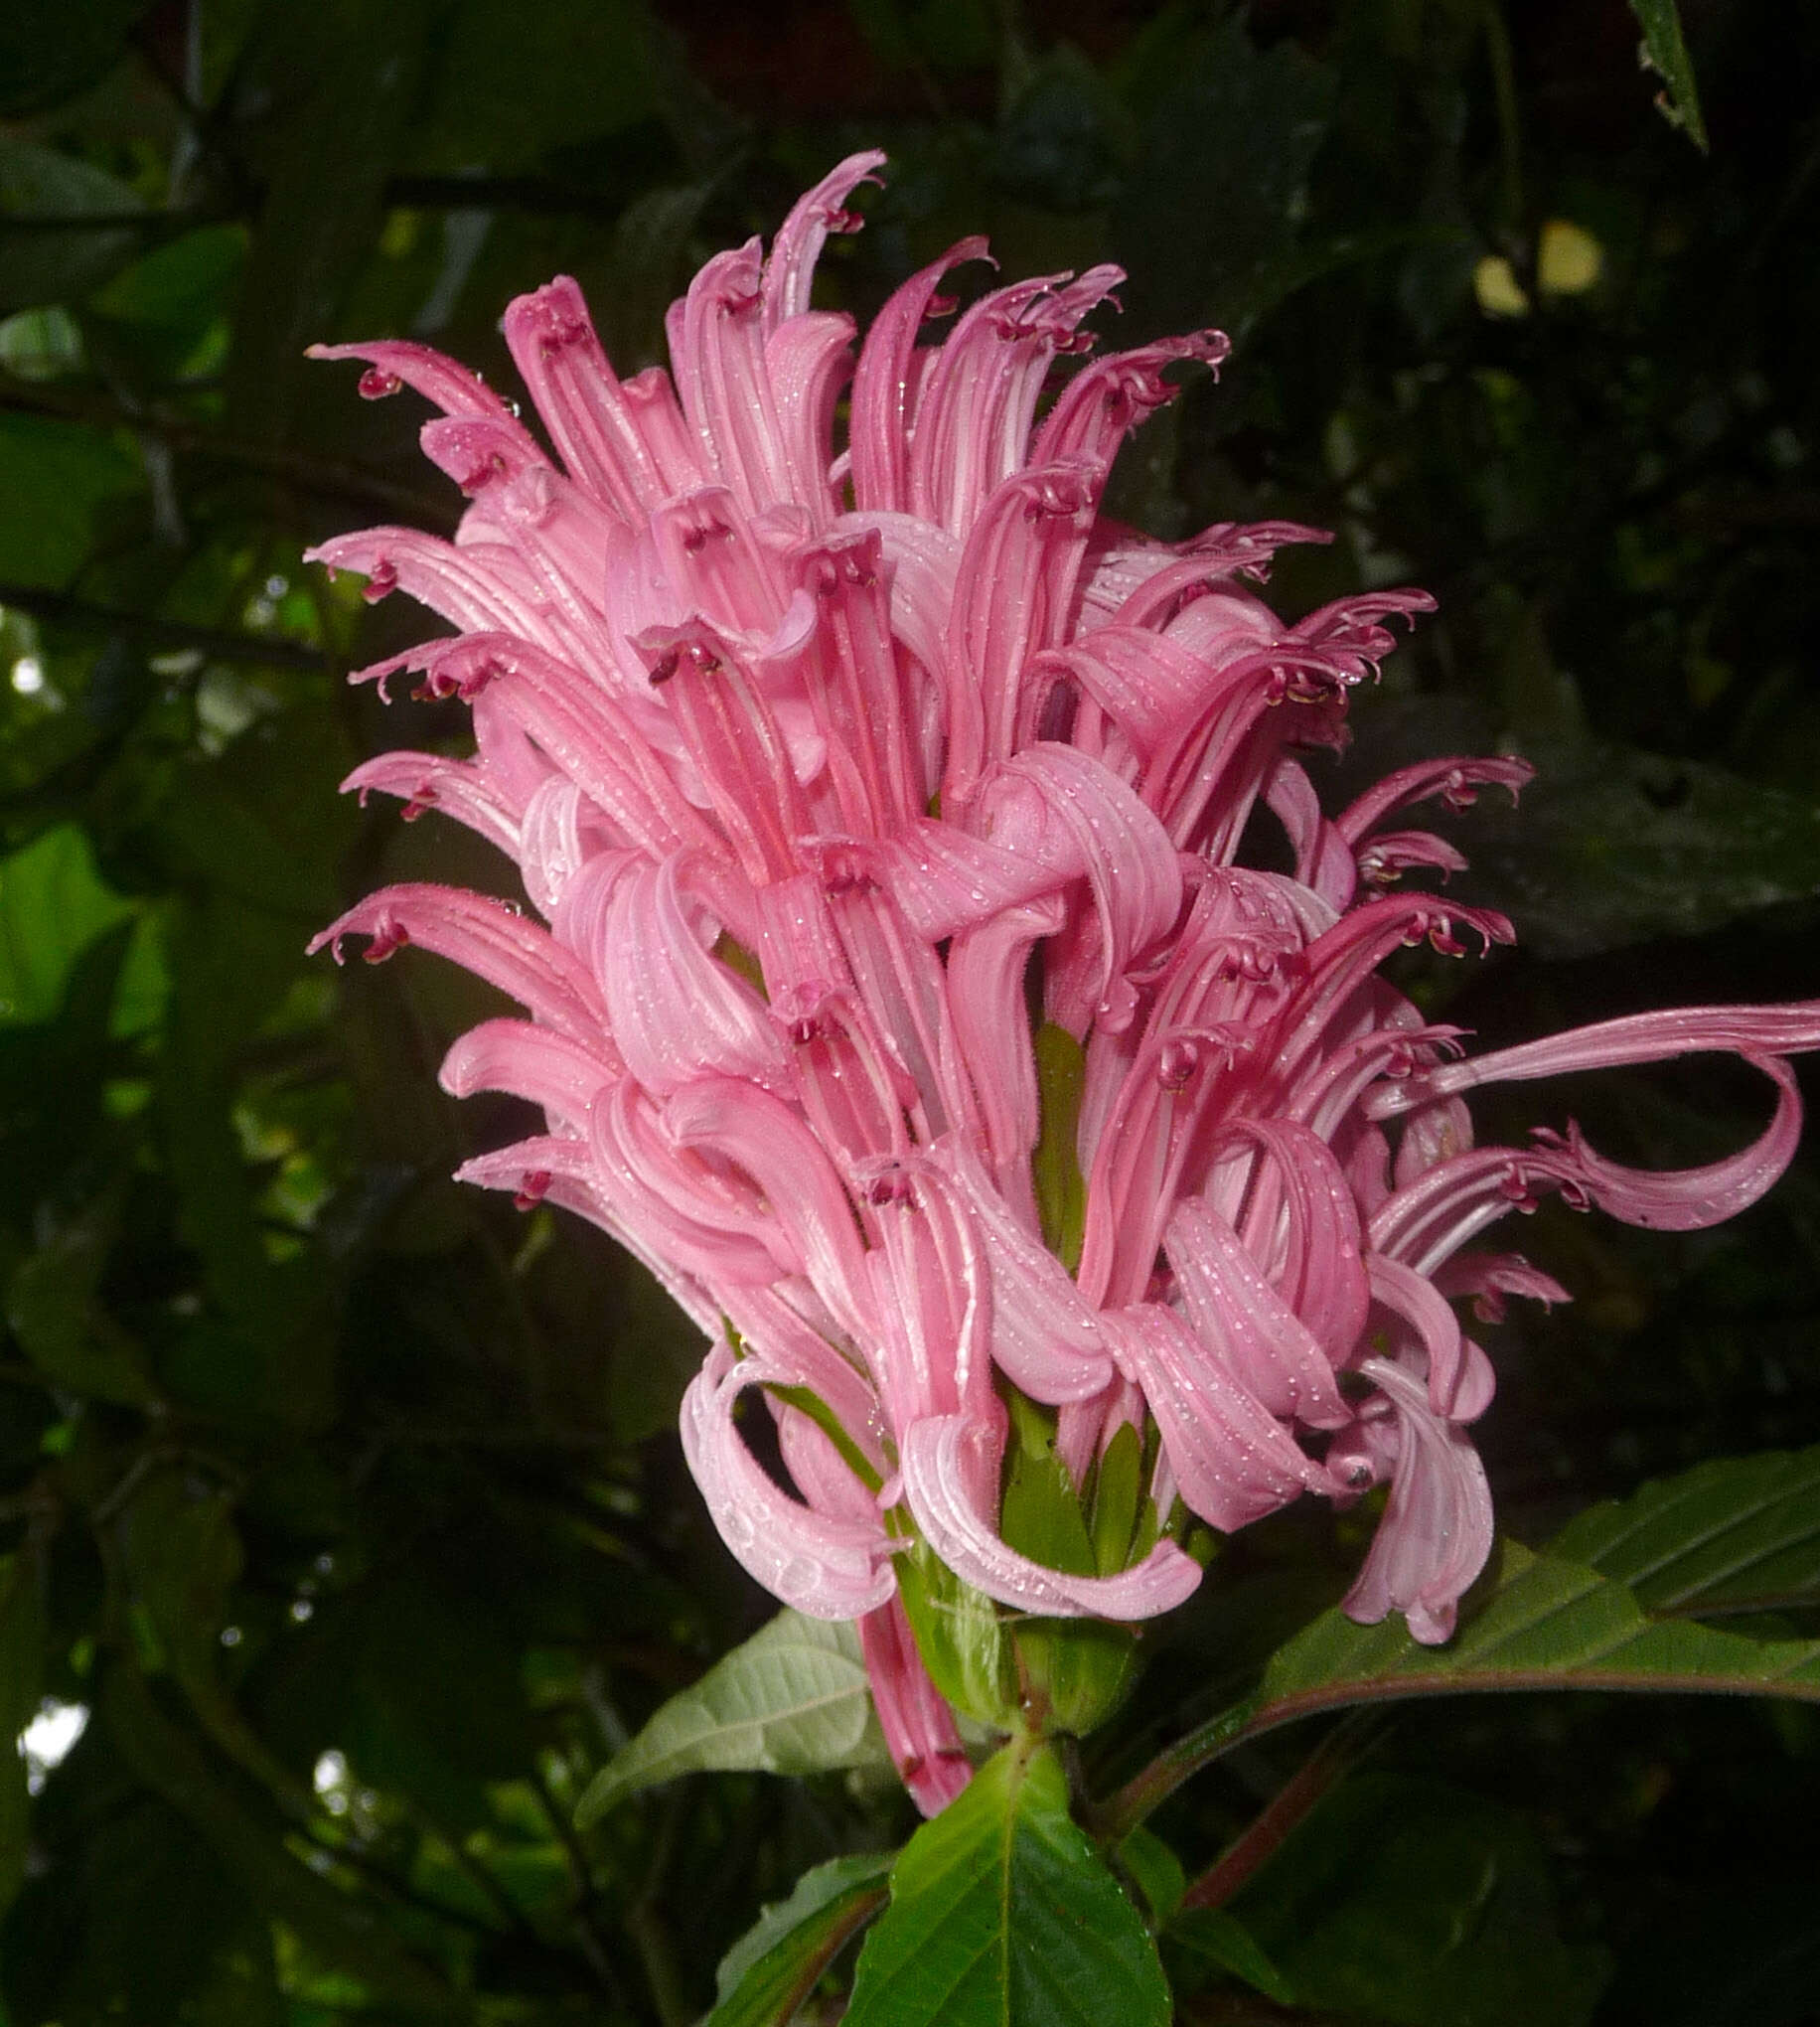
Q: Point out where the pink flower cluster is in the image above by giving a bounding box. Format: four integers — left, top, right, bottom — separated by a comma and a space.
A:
311, 154, 1820, 1813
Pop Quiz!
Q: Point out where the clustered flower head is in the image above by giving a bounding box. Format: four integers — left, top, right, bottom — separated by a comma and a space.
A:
310, 153, 1820, 1815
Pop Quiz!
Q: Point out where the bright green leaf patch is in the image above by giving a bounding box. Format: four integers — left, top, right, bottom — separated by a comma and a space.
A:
0, 824, 159, 1030
576, 1610, 889, 1826
845, 1741, 1170, 2027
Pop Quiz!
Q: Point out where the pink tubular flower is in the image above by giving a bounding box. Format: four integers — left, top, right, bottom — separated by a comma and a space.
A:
309, 152, 1820, 1808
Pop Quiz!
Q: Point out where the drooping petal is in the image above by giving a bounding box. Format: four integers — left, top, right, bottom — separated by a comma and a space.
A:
930, 1135, 1118, 1404
1338, 1356, 1494, 1645
309, 883, 609, 1044
1165, 1199, 1349, 1429
439, 1017, 620, 1128
1364, 1252, 1471, 1417
858, 1597, 972, 1816
1102, 1304, 1336, 1533
682, 1342, 896, 1620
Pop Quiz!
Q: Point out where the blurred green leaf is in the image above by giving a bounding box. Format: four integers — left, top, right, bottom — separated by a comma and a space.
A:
90, 226, 247, 378
414, 0, 659, 172
1460, 738, 1820, 960
577, 1609, 888, 1825
0, 412, 141, 590
1163, 1906, 1292, 2007
0, 825, 136, 1025
1113, 14, 1335, 337
1116, 1822, 1185, 1925
1628, 0, 1707, 150
845, 1740, 1170, 2027
1231, 1774, 1609, 2026
6, 1183, 157, 1405
101, 1659, 460, 2015
0, 140, 145, 313
711, 1852, 893, 2025
1552, 1445, 1820, 1619
1101, 1493, 1820, 1841
226, 0, 437, 447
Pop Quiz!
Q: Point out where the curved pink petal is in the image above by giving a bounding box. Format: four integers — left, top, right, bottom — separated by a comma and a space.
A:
1102, 1305, 1336, 1534
1364, 1253, 1471, 1417
439, 1017, 619, 1128
308, 338, 540, 445
850, 237, 992, 515
666, 1077, 874, 1339
930, 1136, 1117, 1405
1367, 1001, 1820, 1117
682, 1343, 895, 1621
501, 275, 673, 518
1339, 1356, 1494, 1645
309, 882, 608, 1044
1165, 1200, 1349, 1429
341, 750, 523, 859
1336, 754, 1534, 848
899, 1414, 1202, 1620
763, 150, 883, 327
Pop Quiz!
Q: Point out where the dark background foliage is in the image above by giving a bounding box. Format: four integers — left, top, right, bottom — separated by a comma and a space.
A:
0, 0, 1815, 2020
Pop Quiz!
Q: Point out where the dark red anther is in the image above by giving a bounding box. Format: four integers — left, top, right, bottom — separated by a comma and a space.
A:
362, 920, 410, 963
648, 650, 681, 686
400, 786, 438, 822
358, 367, 402, 399
362, 556, 398, 604
514, 1169, 552, 1212
924, 291, 959, 320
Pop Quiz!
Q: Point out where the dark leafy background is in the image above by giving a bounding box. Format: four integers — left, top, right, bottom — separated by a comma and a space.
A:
0, 1, 1816, 2021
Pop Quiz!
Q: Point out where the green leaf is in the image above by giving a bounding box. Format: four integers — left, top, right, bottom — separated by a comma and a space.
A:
1113, 14, 1336, 338
575, 1610, 888, 1826
6, 1184, 158, 1405
1163, 1907, 1292, 2007
1090, 1421, 1144, 1577
1627, 0, 1707, 150
1458, 737, 1820, 960
1116, 1824, 1185, 1926
1231, 1775, 1609, 2026
711, 1853, 894, 2025
0, 411, 140, 590
844, 1740, 1170, 2027
0, 824, 133, 1025
1099, 1505, 1820, 1840
1551, 1446, 1820, 1619
0, 140, 145, 313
